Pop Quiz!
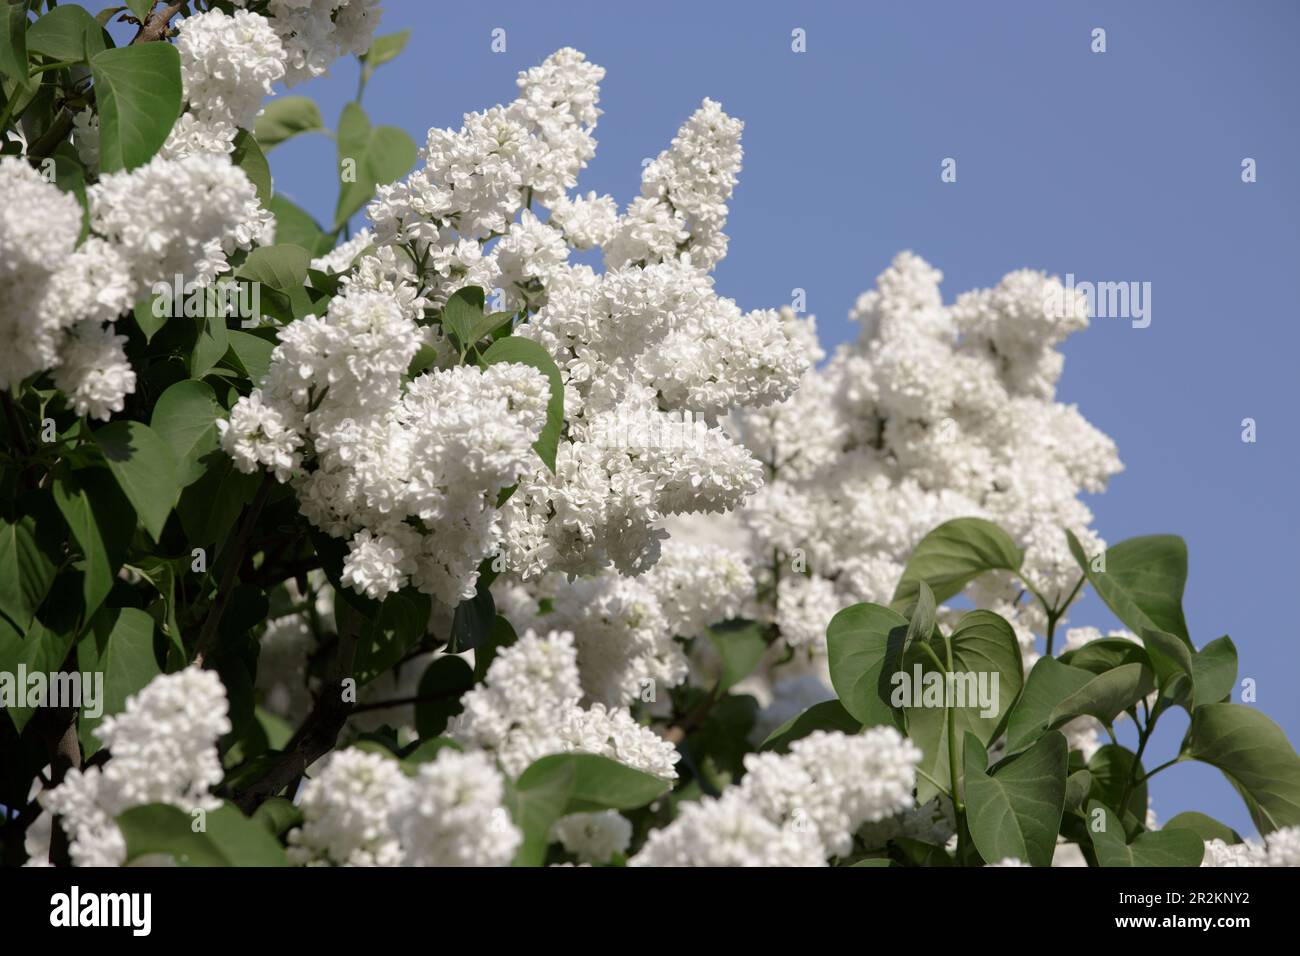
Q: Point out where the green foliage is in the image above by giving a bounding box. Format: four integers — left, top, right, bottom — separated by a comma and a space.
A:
89, 42, 182, 172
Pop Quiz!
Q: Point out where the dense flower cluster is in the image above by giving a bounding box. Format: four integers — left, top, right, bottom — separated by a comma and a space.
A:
631, 728, 920, 866
31, 669, 230, 867
495, 540, 753, 706
288, 747, 520, 867
0, 146, 270, 417
220, 291, 552, 603
361, 48, 807, 586
719, 252, 1121, 672
451, 629, 680, 779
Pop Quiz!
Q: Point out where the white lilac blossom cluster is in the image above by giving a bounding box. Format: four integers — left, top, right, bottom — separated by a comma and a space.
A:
362, 49, 808, 584
1200, 827, 1300, 867
494, 540, 753, 707
450, 629, 681, 780
223, 48, 806, 608
235, 0, 382, 87
28, 669, 231, 867
219, 282, 552, 604
718, 252, 1121, 671
287, 747, 521, 867
0, 148, 272, 418
630, 728, 921, 866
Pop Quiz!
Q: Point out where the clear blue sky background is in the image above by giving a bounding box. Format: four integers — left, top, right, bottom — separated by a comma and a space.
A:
261, 0, 1299, 837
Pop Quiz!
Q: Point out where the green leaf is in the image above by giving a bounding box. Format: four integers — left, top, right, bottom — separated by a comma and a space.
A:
825, 602, 907, 728
1182, 703, 1300, 833
253, 95, 324, 149
0, 580, 81, 738
1191, 636, 1237, 708
123, 0, 154, 23
1087, 801, 1204, 867
1066, 530, 1191, 646
152, 380, 221, 488
237, 243, 311, 294
118, 802, 289, 866
891, 517, 1022, 610
1065, 769, 1092, 813
413, 655, 473, 738
505, 760, 574, 867
363, 124, 417, 185
449, 576, 495, 655
226, 329, 276, 384
77, 607, 160, 754
351, 588, 432, 685
1163, 811, 1242, 845
0, 513, 59, 633
1004, 656, 1096, 753
231, 129, 271, 205
480, 336, 565, 472
252, 796, 303, 838
1058, 637, 1148, 675
132, 293, 168, 343
760, 698, 861, 754
94, 420, 181, 540
473, 614, 517, 682
904, 610, 1024, 803
52, 468, 135, 619
267, 195, 332, 257
964, 730, 1067, 867
517, 753, 670, 814
90, 42, 182, 173
1138, 627, 1194, 706
903, 580, 936, 652
441, 286, 486, 352
1087, 744, 1148, 827
360, 29, 410, 74
705, 619, 767, 691
0, 3, 32, 98
27, 5, 108, 63
1048, 662, 1155, 729
190, 310, 230, 379
332, 105, 415, 229
176, 455, 260, 547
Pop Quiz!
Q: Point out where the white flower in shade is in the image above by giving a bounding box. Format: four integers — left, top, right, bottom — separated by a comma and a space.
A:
738, 729, 922, 858
452, 629, 680, 780
1265, 825, 1300, 866
0, 157, 84, 388
629, 793, 824, 867
287, 748, 408, 867
1201, 838, 1264, 867
40, 669, 231, 867
986, 857, 1031, 867
217, 388, 304, 481
552, 811, 632, 863
393, 750, 521, 867
51, 322, 136, 421
340, 526, 419, 601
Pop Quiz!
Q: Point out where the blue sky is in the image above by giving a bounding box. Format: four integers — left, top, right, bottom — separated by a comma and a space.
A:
265, 0, 1300, 836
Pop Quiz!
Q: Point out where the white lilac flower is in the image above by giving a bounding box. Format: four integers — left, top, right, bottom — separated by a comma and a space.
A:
393, 750, 521, 867
551, 811, 632, 863
451, 629, 680, 780
287, 748, 408, 866
176, 9, 286, 131
40, 669, 231, 867
51, 322, 136, 421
